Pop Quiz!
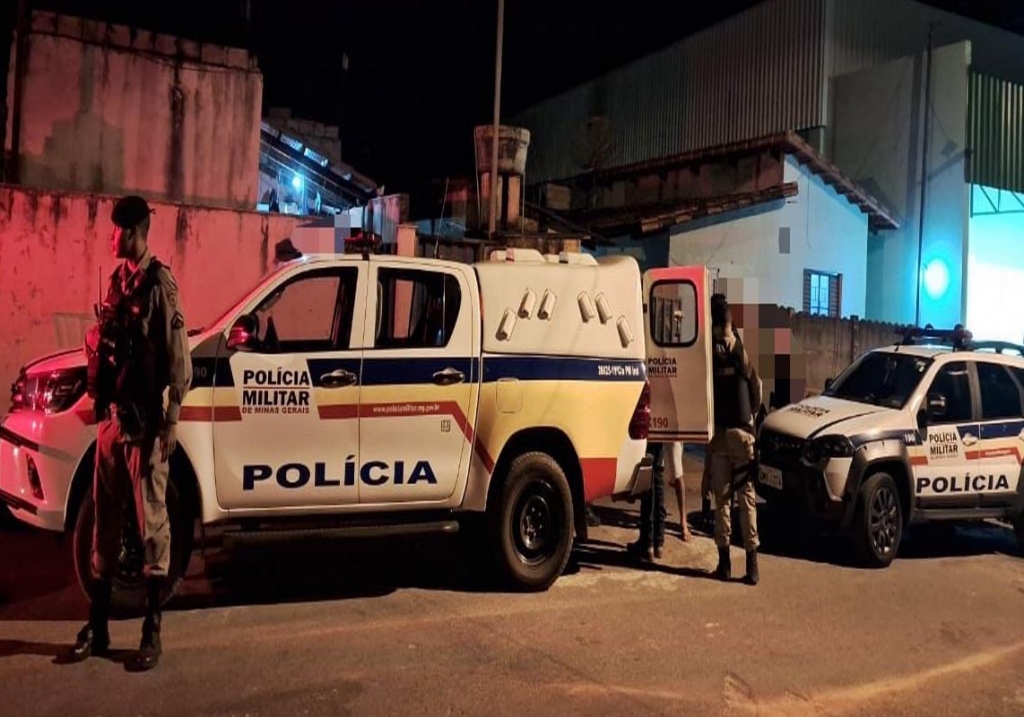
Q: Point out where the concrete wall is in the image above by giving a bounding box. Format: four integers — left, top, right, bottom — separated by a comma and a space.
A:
787, 311, 908, 395
830, 41, 971, 327
667, 156, 869, 318
5, 12, 262, 210
0, 185, 304, 398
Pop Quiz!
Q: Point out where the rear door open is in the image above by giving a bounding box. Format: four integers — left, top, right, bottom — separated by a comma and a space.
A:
642, 266, 713, 444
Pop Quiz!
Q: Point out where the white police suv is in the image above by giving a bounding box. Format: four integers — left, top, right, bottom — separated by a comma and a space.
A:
756, 327, 1024, 567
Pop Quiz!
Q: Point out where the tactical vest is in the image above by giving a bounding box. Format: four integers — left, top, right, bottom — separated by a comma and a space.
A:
712, 331, 752, 429
87, 259, 166, 418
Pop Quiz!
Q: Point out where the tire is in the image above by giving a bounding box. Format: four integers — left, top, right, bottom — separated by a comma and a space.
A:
73, 479, 195, 617
490, 452, 574, 591
851, 472, 903, 568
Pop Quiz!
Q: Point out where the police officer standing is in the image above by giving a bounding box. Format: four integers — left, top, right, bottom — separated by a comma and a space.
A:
626, 441, 667, 561
68, 195, 192, 670
708, 294, 762, 585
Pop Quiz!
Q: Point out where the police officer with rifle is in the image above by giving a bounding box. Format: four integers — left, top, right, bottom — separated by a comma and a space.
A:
67, 195, 192, 670
708, 294, 763, 585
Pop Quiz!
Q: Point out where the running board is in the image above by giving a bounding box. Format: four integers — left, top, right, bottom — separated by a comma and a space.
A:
912, 508, 1012, 523
222, 519, 460, 543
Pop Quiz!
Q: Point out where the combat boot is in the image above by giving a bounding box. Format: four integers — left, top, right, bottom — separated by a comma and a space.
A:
67, 579, 111, 661
626, 539, 654, 562
132, 578, 164, 671
714, 546, 731, 581
744, 550, 759, 586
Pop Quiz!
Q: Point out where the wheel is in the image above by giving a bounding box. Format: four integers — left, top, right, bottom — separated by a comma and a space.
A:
490, 452, 574, 591
851, 472, 903, 568
73, 479, 195, 617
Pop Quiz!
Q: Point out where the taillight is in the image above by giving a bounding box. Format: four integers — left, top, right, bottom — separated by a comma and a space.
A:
629, 379, 651, 440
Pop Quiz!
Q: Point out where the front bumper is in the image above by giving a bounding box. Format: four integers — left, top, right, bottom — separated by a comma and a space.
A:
0, 486, 38, 514
0, 411, 92, 532
755, 429, 855, 526
755, 461, 849, 525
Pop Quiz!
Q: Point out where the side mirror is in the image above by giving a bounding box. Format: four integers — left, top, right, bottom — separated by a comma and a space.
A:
824, 377, 834, 392
227, 314, 260, 352
927, 392, 947, 419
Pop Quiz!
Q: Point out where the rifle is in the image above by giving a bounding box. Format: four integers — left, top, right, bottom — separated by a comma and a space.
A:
727, 403, 767, 495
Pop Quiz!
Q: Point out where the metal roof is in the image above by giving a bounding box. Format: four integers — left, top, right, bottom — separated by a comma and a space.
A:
543, 130, 900, 233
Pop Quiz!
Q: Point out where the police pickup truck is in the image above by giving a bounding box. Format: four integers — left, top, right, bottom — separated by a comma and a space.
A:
1, 248, 712, 611
756, 327, 1024, 567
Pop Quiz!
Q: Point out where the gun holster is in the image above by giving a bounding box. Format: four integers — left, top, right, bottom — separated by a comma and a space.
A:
115, 403, 147, 442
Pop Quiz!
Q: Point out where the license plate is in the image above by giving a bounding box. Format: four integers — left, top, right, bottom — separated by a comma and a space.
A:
758, 464, 783, 490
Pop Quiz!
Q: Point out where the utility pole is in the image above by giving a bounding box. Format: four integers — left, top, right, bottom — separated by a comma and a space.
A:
914, 22, 935, 327
488, 0, 505, 238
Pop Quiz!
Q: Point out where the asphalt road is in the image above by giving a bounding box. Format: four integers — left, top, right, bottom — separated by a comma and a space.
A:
2, 460, 1024, 717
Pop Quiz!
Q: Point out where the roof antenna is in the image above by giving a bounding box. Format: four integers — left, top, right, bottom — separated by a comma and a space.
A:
434, 176, 449, 259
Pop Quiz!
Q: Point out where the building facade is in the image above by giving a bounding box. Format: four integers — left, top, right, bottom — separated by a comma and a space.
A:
511, 0, 1024, 341
4, 11, 264, 210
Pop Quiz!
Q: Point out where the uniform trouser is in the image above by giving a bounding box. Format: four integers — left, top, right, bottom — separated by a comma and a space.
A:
708, 427, 759, 551
638, 442, 667, 548
91, 414, 171, 580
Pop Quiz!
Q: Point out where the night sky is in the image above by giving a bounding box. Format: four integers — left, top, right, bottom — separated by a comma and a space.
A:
5, 0, 1024, 193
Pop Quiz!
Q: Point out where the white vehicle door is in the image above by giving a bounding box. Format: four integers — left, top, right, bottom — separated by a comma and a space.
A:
642, 266, 713, 444
912, 360, 979, 508
971, 360, 1023, 507
212, 263, 367, 510
357, 260, 478, 505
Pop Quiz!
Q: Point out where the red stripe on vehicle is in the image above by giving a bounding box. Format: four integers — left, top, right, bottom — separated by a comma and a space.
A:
581, 457, 618, 502
319, 401, 497, 474
975, 447, 1023, 464
179, 405, 242, 422
317, 404, 359, 420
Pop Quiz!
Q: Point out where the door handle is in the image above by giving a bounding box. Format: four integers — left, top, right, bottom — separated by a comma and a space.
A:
432, 367, 465, 386
320, 369, 358, 388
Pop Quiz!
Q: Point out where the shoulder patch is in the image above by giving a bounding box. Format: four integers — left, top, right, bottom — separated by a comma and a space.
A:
155, 266, 179, 305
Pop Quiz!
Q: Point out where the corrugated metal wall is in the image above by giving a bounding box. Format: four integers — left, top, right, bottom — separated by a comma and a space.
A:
969, 73, 1024, 194
514, 0, 1024, 187
514, 0, 829, 184
828, 0, 1024, 84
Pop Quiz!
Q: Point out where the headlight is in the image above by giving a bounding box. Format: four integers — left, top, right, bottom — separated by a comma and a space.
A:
802, 434, 854, 465
10, 367, 88, 414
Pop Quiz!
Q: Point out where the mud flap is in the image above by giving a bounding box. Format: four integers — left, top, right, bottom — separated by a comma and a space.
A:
613, 454, 654, 502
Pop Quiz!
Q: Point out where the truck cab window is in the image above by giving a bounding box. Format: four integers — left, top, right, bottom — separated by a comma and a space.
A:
254, 268, 355, 353
977, 362, 1023, 420
375, 269, 461, 349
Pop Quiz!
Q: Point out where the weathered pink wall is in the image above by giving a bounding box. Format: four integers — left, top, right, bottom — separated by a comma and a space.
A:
5, 11, 262, 210
0, 185, 304, 397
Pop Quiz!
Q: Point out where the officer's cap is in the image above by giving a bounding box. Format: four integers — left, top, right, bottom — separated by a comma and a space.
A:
111, 195, 154, 229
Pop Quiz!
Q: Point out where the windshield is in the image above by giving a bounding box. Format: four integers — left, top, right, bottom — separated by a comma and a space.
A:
824, 351, 933, 409
189, 263, 295, 336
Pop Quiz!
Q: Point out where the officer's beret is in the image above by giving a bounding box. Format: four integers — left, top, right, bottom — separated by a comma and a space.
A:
111, 195, 154, 229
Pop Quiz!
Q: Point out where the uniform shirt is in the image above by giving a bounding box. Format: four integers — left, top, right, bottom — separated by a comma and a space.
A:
117, 248, 193, 425
712, 320, 762, 431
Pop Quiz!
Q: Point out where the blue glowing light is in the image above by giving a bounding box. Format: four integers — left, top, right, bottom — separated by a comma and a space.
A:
923, 259, 949, 300
292, 175, 303, 190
